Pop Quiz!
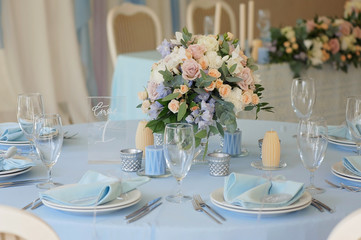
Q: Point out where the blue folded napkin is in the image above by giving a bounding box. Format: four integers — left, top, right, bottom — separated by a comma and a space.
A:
40, 171, 150, 206
343, 156, 361, 176
328, 125, 352, 140
224, 173, 304, 208
0, 123, 27, 141
0, 156, 35, 171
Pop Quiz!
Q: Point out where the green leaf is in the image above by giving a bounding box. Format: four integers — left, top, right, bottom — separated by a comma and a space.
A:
226, 77, 242, 83
209, 125, 219, 135
244, 105, 255, 111
229, 64, 237, 74
195, 129, 207, 139
161, 93, 180, 102
216, 122, 224, 137
136, 103, 142, 108
159, 70, 174, 82
193, 88, 207, 95
248, 65, 259, 71
177, 102, 187, 121
219, 62, 229, 79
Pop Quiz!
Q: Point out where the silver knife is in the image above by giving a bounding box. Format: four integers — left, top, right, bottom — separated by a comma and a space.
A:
312, 198, 334, 213
124, 197, 162, 220
0, 179, 46, 188
127, 202, 162, 224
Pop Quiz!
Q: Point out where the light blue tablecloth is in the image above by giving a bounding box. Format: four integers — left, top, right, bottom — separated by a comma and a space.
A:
110, 51, 161, 120
1, 119, 361, 240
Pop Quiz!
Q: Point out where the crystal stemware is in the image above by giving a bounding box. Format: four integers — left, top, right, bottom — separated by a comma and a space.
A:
17, 93, 44, 157
297, 117, 328, 195
34, 114, 63, 189
163, 123, 195, 203
346, 96, 361, 155
291, 77, 315, 119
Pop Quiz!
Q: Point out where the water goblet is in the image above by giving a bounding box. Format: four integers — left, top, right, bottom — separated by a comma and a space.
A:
297, 117, 328, 195
291, 77, 315, 119
346, 96, 361, 155
17, 93, 44, 158
163, 123, 195, 203
34, 114, 63, 189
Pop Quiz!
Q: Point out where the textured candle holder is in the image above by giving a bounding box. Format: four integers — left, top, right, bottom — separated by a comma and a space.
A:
145, 145, 166, 175
120, 148, 143, 172
222, 130, 242, 157
208, 152, 230, 177
153, 133, 164, 147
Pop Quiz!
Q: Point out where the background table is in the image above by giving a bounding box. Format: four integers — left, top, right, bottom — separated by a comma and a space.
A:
1, 119, 361, 240
111, 51, 361, 125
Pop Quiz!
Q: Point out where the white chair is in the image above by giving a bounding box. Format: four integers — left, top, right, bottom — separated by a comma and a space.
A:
107, 3, 162, 67
186, 0, 236, 35
328, 208, 361, 240
0, 205, 59, 240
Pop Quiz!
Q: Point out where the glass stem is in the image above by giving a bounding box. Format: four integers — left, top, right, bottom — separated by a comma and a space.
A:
176, 179, 182, 197
357, 144, 361, 156
309, 171, 315, 187
48, 167, 53, 183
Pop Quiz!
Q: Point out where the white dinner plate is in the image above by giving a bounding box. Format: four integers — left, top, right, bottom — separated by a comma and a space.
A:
0, 140, 30, 145
331, 161, 361, 182
0, 166, 32, 178
42, 189, 141, 213
328, 136, 355, 146
210, 188, 312, 215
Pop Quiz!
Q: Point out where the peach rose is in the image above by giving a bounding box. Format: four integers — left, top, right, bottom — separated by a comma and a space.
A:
181, 59, 201, 80
173, 89, 182, 99
292, 43, 299, 50
339, 21, 353, 36
219, 84, 232, 98
191, 106, 199, 111
180, 85, 189, 94
185, 49, 192, 59
340, 55, 346, 62
188, 44, 206, 59
283, 41, 290, 48
239, 67, 253, 85
322, 50, 330, 62
251, 94, 259, 105
208, 69, 221, 78
328, 38, 340, 54
197, 56, 209, 70
204, 81, 216, 92
286, 47, 293, 54
137, 91, 148, 101
242, 91, 252, 105
168, 99, 180, 113
215, 79, 223, 89
353, 26, 361, 39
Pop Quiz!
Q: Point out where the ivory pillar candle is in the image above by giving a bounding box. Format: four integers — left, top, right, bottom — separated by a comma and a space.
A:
261, 131, 280, 167
247, 0, 254, 50
239, 4, 246, 50
135, 120, 154, 157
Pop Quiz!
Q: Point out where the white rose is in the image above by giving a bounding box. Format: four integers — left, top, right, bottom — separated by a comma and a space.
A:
170, 31, 183, 45
197, 36, 219, 52
304, 40, 313, 50
341, 35, 356, 51
206, 51, 223, 69
309, 39, 323, 66
150, 61, 166, 84
137, 91, 148, 101
224, 87, 244, 113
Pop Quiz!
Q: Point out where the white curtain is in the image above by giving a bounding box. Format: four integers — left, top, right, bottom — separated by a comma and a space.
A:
1, 0, 90, 124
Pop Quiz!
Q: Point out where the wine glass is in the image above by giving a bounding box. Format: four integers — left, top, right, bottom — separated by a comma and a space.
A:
163, 123, 195, 203
291, 77, 316, 119
257, 9, 271, 42
34, 114, 63, 189
17, 93, 44, 158
346, 96, 361, 155
297, 117, 328, 195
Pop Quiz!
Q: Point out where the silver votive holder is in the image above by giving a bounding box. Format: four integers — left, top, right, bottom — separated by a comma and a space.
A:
153, 132, 164, 147
120, 148, 143, 172
208, 152, 231, 177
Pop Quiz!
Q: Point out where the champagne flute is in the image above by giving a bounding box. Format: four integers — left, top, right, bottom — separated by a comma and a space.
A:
34, 114, 63, 189
346, 96, 361, 155
297, 117, 328, 195
17, 93, 44, 157
291, 77, 315, 119
163, 123, 195, 203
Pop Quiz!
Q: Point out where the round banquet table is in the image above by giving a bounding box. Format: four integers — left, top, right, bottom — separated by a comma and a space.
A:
1, 119, 360, 240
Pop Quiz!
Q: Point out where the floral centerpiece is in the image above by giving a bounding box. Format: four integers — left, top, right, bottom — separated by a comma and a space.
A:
269, 5, 361, 77
137, 28, 272, 147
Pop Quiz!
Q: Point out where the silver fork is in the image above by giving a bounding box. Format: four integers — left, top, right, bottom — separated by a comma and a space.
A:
325, 179, 361, 192
64, 132, 78, 139
22, 197, 40, 210
192, 199, 221, 224
193, 194, 226, 221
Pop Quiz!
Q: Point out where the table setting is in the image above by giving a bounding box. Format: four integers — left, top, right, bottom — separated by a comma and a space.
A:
2, 29, 361, 240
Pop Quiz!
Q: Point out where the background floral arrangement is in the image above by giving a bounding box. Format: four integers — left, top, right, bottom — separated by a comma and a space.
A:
269, 1, 361, 77
138, 28, 272, 146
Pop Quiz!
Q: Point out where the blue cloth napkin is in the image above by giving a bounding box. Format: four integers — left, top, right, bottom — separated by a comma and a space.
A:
343, 156, 361, 176
224, 173, 304, 208
40, 171, 150, 206
0, 123, 27, 141
0, 156, 35, 171
328, 125, 352, 140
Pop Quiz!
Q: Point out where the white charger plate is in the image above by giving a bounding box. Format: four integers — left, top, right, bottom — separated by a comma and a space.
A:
42, 189, 141, 213
210, 188, 311, 215
331, 161, 361, 182
328, 136, 355, 146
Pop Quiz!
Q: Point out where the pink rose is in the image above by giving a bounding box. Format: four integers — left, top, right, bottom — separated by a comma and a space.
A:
239, 67, 253, 85
318, 16, 331, 25
181, 59, 201, 80
353, 26, 361, 39
237, 81, 249, 91
328, 38, 340, 54
306, 20, 316, 32
147, 81, 159, 102
187, 44, 206, 59
339, 21, 353, 36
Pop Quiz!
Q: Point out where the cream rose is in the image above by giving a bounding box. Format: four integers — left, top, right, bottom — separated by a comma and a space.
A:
181, 59, 201, 80
141, 100, 151, 113
197, 36, 219, 52
206, 51, 223, 69
137, 91, 148, 101
168, 99, 180, 113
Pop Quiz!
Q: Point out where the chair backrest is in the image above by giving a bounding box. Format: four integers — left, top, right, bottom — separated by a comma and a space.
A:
186, 0, 236, 35
328, 207, 361, 240
107, 3, 162, 67
0, 205, 59, 240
